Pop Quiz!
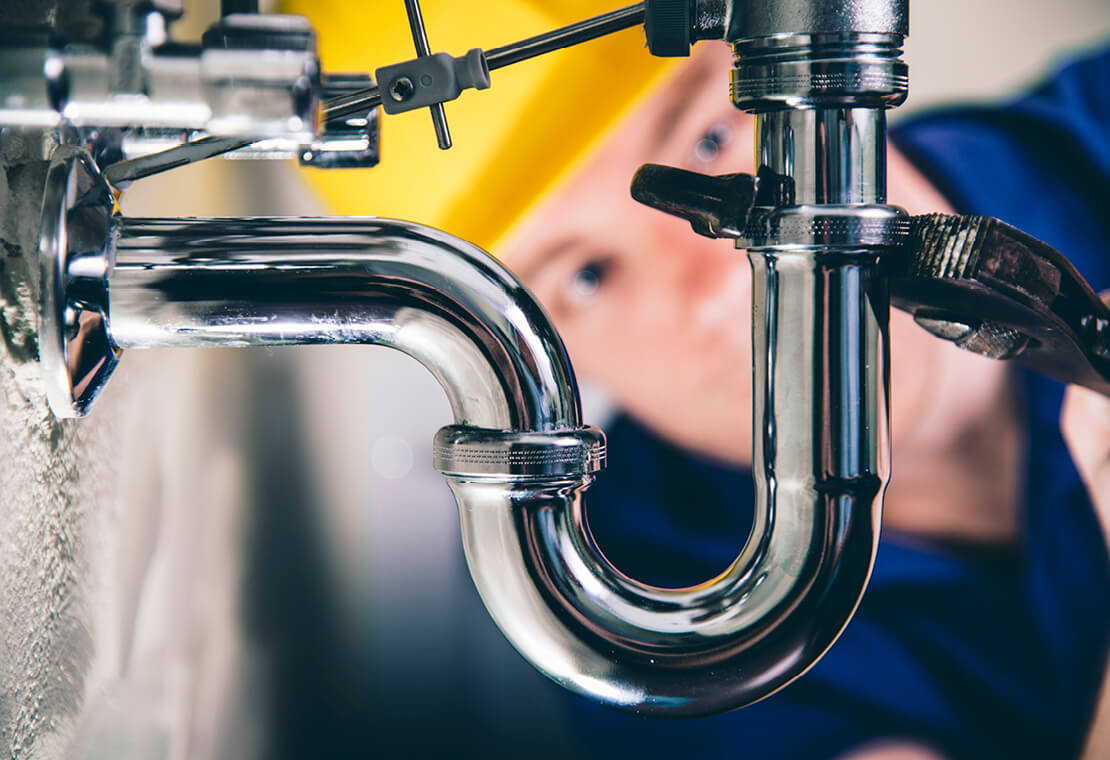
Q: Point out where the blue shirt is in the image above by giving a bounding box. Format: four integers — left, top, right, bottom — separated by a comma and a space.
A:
570, 46, 1110, 759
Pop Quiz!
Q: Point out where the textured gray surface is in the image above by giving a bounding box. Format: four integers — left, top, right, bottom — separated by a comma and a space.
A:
0, 369, 111, 759
0, 127, 94, 759
0, 128, 263, 759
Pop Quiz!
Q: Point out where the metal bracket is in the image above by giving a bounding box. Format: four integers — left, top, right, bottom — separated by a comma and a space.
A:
375, 50, 490, 116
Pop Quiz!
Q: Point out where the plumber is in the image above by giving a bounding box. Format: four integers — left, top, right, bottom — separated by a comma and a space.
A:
292, 1, 1110, 757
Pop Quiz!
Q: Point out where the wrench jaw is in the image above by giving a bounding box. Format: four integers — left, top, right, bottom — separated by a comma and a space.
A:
891, 214, 1110, 397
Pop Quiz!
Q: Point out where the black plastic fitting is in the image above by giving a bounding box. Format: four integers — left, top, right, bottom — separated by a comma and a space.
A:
644, 0, 692, 57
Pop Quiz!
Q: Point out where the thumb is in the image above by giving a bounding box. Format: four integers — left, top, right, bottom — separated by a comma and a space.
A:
1061, 292, 1110, 541
1062, 384, 1110, 506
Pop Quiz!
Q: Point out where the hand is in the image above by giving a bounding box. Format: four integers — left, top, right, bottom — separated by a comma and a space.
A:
1062, 383, 1110, 542
1061, 382, 1110, 759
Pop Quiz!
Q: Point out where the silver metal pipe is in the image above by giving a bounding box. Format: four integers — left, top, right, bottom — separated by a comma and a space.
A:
109, 217, 580, 431
444, 246, 888, 709
721, 11, 903, 713
100, 212, 886, 716
757, 108, 887, 204
443, 110, 891, 715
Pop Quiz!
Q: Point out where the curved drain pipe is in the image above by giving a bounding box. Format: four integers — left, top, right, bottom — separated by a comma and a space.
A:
435, 248, 888, 716
41, 146, 888, 717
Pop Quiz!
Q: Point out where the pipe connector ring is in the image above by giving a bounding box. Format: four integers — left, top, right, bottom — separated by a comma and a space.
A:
434, 425, 606, 480
731, 33, 908, 111
741, 204, 910, 249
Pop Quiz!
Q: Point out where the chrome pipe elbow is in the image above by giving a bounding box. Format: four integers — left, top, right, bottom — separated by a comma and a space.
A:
109, 217, 582, 433
435, 248, 888, 716
440, 473, 881, 714
40, 144, 888, 718
40, 146, 582, 433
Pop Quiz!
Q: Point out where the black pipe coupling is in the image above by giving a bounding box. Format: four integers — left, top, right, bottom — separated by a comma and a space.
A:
644, 0, 741, 56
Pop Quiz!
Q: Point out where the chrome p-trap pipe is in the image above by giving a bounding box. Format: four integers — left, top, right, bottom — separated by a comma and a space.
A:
36, 0, 908, 719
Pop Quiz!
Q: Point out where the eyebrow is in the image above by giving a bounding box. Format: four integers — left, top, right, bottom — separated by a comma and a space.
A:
511, 55, 723, 281
645, 52, 720, 153
514, 237, 581, 282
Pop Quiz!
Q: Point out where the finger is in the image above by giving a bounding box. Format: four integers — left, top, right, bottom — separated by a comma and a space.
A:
1064, 289, 1110, 492
1063, 382, 1110, 538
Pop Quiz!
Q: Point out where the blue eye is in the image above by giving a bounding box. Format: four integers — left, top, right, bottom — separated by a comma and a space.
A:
694, 122, 733, 163
568, 259, 609, 302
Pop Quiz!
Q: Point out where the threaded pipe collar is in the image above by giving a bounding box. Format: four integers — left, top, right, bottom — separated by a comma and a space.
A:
434, 425, 606, 480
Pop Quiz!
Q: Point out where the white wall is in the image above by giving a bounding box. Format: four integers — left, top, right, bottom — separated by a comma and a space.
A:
904, 0, 1110, 113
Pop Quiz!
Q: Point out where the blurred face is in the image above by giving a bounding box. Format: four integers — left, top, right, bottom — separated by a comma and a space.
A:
499, 47, 756, 464
499, 45, 955, 469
